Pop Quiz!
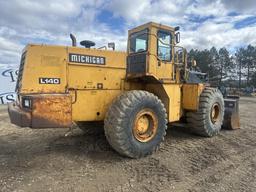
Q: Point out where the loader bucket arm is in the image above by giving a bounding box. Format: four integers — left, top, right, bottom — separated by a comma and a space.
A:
222, 95, 240, 130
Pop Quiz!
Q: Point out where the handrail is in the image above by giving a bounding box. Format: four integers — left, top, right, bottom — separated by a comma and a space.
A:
98, 46, 107, 50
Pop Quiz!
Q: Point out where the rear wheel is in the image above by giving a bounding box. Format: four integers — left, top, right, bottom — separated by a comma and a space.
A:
104, 90, 167, 158
186, 87, 224, 137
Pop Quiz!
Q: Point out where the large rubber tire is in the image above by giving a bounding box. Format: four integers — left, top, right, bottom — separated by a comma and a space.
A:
76, 121, 104, 135
186, 87, 224, 137
104, 90, 167, 158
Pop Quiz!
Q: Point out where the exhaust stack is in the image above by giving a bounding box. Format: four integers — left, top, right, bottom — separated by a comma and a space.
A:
70, 34, 77, 47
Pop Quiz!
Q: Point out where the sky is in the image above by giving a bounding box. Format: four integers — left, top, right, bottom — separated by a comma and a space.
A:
0, 0, 256, 67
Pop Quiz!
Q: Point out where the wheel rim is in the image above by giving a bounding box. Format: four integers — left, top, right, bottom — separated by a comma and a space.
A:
211, 103, 220, 124
133, 109, 158, 142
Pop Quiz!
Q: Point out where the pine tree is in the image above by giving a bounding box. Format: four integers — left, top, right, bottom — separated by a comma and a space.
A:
251, 72, 256, 87
244, 45, 255, 86
209, 47, 220, 84
187, 45, 256, 89
218, 47, 232, 85
235, 48, 245, 89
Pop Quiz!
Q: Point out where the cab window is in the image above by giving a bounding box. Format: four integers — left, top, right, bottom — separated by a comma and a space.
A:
157, 31, 172, 61
129, 29, 148, 53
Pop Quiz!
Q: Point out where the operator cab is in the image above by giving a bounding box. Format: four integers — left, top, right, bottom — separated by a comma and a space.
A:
126, 22, 185, 83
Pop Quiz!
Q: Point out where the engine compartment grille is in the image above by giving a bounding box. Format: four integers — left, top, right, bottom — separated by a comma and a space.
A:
127, 52, 147, 74
15, 52, 26, 92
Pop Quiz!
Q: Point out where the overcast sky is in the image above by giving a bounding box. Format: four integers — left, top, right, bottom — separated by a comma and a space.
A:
0, 0, 256, 67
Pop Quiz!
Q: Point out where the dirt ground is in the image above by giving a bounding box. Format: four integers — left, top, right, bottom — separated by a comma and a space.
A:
0, 97, 255, 192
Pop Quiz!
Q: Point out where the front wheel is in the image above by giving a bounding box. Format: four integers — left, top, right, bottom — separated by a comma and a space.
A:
186, 87, 224, 137
104, 90, 167, 158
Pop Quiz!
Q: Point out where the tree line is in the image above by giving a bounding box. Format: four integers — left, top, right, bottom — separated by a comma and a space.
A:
188, 45, 256, 89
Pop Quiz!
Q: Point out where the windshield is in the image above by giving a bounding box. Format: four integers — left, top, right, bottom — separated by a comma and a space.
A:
129, 29, 148, 53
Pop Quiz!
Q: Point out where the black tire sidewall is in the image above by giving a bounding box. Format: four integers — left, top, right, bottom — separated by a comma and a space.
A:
104, 91, 167, 158
122, 94, 166, 155
203, 90, 224, 134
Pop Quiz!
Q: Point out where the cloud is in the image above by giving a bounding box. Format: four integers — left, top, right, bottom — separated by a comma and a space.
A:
105, 0, 256, 51
181, 22, 256, 50
106, 0, 192, 26
0, 0, 256, 67
221, 0, 256, 13
0, 0, 112, 65
107, 0, 149, 22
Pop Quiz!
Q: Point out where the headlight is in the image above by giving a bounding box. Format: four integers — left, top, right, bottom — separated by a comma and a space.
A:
22, 97, 31, 109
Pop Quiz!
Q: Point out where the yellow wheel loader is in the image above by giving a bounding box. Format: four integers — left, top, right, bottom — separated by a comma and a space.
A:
8, 22, 240, 158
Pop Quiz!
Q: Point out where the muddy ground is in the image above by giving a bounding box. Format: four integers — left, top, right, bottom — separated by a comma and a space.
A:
0, 97, 255, 192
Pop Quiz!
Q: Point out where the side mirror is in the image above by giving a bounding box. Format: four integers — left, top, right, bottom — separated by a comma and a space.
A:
174, 26, 180, 31
108, 42, 115, 50
175, 32, 180, 44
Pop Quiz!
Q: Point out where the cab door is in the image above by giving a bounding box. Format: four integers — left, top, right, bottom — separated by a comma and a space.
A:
156, 30, 174, 81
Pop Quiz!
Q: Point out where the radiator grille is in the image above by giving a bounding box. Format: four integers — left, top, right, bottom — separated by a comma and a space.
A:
15, 52, 26, 92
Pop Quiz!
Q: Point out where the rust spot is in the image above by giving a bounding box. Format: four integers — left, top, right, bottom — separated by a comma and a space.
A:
8, 102, 31, 127
31, 94, 72, 128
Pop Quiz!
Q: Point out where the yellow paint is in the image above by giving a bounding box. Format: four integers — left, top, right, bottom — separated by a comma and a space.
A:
182, 84, 205, 110
67, 47, 126, 90
145, 84, 182, 122
17, 22, 206, 124
70, 89, 123, 121
20, 45, 67, 93
127, 22, 177, 82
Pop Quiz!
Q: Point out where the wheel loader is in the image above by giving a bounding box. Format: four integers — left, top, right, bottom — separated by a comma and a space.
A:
8, 22, 240, 158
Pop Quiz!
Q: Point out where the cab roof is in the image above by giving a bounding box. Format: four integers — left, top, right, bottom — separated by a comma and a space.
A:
128, 22, 175, 35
